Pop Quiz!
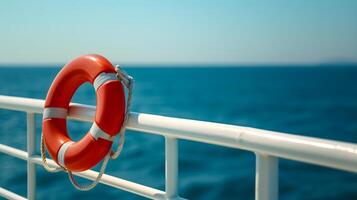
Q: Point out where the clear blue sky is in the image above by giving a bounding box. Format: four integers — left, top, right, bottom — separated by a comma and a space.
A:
0, 0, 356, 65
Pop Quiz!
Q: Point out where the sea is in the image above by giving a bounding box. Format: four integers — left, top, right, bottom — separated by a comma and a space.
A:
0, 65, 356, 200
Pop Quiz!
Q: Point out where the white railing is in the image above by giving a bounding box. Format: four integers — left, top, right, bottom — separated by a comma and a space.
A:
0, 95, 356, 200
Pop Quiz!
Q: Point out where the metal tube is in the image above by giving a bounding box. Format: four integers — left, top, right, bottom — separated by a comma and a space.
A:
1, 95, 357, 173
0, 144, 174, 200
1, 95, 357, 199
0, 187, 27, 200
165, 137, 179, 199
255, 154, 278, 200
128, 113, 357, 173
26, 113, 36, 200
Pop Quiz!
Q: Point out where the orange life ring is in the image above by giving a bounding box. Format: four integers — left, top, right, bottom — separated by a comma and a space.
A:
42, 54, 125, 172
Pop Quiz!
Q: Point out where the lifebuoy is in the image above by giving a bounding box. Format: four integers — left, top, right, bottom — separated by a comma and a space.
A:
42, 54, 125, 172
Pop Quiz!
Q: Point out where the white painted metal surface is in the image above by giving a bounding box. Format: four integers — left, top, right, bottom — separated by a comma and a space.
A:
255, 154, 278, 200
0, 95, 357, 200
26, 113, 36, 200
165, 137, 179, 199
0, 144, 167, 199
0, 187, 27, 200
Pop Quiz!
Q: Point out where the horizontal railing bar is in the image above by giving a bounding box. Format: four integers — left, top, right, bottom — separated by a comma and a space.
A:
0, 187, 27, 200
0, 144, 28, 160
0, 96, 44, 114
1, 95, 357, 173
0, 144, 173, 200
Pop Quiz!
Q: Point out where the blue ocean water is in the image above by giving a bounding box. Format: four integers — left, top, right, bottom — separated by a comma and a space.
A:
0, 66, 357, 200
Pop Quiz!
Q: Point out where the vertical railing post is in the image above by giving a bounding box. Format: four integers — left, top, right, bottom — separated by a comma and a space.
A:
165, 137, 178, 199
27, 113, 36, 200
255, 153, 278, 200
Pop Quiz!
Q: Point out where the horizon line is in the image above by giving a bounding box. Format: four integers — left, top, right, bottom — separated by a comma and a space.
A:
0, 61, 357, 68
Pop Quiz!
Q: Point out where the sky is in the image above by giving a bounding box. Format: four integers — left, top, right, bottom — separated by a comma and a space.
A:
0, 0, 356, 65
